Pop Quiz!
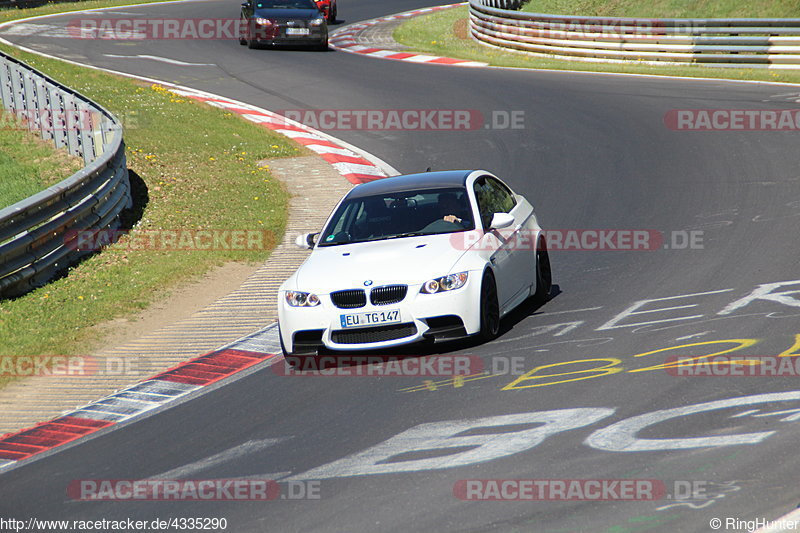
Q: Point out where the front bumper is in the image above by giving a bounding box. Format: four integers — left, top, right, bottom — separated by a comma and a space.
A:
251, 23, 327, 45
278, 276, 482, 354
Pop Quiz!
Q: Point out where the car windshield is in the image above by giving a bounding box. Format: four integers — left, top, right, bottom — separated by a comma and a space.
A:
318, 188, 474, 247
255, 0, 317, 9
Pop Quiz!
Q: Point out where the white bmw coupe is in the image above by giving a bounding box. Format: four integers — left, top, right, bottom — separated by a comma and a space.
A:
277, 170, 551, 355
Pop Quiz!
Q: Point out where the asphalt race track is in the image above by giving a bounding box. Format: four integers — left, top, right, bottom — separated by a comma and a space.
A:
2, 0, 800, 531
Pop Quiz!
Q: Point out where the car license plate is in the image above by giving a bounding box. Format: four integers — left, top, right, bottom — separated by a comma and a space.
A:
286, 28, 310, 36
340, 309, 400, 329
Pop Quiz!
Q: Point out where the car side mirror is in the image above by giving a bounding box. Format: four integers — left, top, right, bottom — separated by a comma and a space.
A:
489, 212, 514, 230
295, 232, 318, 249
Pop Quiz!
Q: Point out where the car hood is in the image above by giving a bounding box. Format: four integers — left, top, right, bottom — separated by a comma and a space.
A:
254, 8, 320, 19
295, 233, 470, 292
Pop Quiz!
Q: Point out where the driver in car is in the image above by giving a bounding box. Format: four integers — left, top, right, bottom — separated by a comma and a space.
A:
438, 192, 470, 228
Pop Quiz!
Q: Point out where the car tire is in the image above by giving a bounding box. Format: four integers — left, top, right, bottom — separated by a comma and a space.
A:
317, 38, 329, 51
478, 270, 500, 341
532, 237, 552, 304
246, 26, 260, 49
239, 18, 248, 45
330, 5, 337, 22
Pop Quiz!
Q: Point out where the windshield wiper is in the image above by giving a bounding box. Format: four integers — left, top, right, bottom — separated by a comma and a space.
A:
385, 232, 427, 240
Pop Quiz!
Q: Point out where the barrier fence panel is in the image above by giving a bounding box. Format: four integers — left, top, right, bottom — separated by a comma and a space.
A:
0, 51, 130, 298
470, 0, 800, 68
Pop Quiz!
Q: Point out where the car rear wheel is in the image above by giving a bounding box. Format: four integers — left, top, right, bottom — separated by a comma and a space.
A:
478, 270, 500, 341
532, 237, 552, 304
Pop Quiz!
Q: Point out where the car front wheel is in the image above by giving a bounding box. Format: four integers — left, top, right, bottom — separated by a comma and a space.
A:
246, 25, 259, 49
239, 18, 248, 45
532, 238, 552, 304
478, 270, 500, 341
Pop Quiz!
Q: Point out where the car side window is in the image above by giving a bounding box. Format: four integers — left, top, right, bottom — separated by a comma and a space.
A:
487, 177, 516, 213
473, 176, 516, 229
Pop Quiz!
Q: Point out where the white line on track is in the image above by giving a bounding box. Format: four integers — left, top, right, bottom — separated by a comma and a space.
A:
148, 438, 291, 479
103, 53, 215, 66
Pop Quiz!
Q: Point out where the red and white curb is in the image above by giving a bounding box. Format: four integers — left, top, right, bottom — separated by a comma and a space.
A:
0, 325, 284, 472
330, 3, 487, 68
163, 85, 395, 185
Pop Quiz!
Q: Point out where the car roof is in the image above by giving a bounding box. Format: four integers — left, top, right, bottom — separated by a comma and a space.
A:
347, 170, 475, 199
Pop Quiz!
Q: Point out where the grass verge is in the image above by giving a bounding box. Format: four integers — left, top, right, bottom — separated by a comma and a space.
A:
0, 9, 299, 388
394, 6, 800, 86
0, 112, 82, 209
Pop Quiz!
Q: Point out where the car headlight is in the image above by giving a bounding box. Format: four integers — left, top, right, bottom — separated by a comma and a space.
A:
309, 17, 325, 26
255, 17, 274, 26
420, 272, 468, 294
285, 291, 320, 307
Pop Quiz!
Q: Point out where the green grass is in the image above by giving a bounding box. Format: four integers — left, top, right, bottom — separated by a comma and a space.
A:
394, 6, 800, 85
0, 0, 190, 207
0, 5, 301, 387
0, 0, 180, 22
519, 0, 800, 18
0, 114, 82, 209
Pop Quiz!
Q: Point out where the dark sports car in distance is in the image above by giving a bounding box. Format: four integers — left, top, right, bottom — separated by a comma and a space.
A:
314, 0, 337, 21
239, 0, 328, 49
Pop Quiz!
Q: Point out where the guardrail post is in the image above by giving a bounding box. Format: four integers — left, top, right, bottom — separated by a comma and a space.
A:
9, 63, 24, 119
48, 86, 67, 150
0, 61, 13, 112
34, 77, 53, 142
77, 101, 96, 164
61, 93, 82, 159
21, 68, 39, 134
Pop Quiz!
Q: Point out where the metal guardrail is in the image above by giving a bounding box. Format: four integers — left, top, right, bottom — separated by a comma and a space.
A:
0, 51, 130, 298
470, 0, 800, 68
477, 0, 529, 10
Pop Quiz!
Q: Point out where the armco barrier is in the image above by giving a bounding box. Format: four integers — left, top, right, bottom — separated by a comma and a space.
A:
0, 51, 130, 298
479, 0, 529, 9
469, 0, 800, 68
